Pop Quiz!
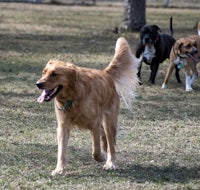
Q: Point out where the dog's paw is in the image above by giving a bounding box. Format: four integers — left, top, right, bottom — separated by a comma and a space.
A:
103, 161, 117, 170
186, 87, 193, 92
93, 153, 106, 162
161, 83, 167, 89
51, 168, 66, 176
186, 84, 193, 92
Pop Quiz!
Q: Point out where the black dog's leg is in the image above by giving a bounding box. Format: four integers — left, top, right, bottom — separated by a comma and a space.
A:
137, 63, 143, 85
175, 65, 182, 83
149, 63, 159, 84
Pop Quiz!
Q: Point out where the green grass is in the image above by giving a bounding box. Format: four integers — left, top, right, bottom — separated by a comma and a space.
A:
0, 2, 200, 190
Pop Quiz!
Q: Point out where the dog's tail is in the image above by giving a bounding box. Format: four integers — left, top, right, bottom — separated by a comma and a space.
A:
198, 21, 200, 36
170, 16, 173, 36
104, 37, 141, 110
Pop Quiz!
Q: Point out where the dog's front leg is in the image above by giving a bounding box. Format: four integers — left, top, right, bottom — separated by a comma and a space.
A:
162, 62, 175, 88
190, 74, 197, 86
51, 122, 70, 176
137, 62, 143, 85
186, 74, 197, 91
185, 64, 197, 92
185, 74, 193, 92
190, 61, 198, 84
149, 63, 159, 84
135, 42, 144, 84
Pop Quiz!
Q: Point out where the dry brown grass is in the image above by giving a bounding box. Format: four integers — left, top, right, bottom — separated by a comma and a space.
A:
0, 2, 199, 189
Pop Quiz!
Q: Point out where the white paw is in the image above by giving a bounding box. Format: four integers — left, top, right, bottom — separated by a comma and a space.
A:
103, 161, 117, 170
186, 86, 193, 92
51, 167, 66, 176
161, 83, 167, 89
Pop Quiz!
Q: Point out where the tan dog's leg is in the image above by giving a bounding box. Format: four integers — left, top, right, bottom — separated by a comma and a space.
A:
101, 127, 107, 152
102, 115, 117, 170
162, 62, 175, 89
190, 61, 198, 86
185, 64, 197, 91
185, 64, 192, 91
190, 62, 198, 77
91, 126, 106, 162
51, 122, 70, 176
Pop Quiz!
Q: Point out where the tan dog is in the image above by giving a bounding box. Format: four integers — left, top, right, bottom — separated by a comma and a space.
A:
162, 35, 200, 91
36, 37, 140, 176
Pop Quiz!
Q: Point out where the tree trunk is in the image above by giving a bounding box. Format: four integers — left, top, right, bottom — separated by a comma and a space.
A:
165, 0, 170, 7
120, 0, 146, 32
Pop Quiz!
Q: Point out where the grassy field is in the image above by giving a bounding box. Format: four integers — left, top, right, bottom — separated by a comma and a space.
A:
0, 2, 200, 190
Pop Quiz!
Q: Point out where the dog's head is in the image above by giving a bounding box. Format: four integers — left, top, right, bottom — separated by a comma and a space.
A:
139, 25, 161, 64
140, 24, 161, 46
36, 60, 76, 103
174, 37, 198, 61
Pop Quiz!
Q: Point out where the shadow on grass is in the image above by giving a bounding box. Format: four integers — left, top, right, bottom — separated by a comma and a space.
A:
118, 163, 200, 184
0, 143, 55, 167
0, 33, 117, 55
1, 141, 199, 184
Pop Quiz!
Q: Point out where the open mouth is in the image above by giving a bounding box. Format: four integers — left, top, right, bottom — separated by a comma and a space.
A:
37, 85, 63, 103
187, 52, 196, 62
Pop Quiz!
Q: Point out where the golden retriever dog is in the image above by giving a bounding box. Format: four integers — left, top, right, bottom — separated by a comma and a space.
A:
36, 37, 140, 176
161, 35, 200, 91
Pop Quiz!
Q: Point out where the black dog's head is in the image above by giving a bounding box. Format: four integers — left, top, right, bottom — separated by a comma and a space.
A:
140, 25, 161, 46
139, 25, 161, 64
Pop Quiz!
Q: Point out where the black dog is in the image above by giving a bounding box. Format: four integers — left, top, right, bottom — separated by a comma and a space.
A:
136, 19, 181, 84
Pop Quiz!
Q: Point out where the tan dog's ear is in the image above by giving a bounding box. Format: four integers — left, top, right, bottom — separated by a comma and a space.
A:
174, 40, 183, 55
190, 38, 197, 47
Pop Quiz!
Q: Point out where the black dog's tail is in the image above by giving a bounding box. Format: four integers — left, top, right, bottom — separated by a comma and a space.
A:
170, 16, 173, 36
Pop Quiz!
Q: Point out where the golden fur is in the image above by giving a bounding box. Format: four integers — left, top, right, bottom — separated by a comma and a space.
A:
162, 35, 200, 91
36, 37, 140, 176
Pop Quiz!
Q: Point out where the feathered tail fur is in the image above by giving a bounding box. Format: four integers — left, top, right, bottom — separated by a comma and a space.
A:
105, 37, 141, 110
198, 21, 200, 36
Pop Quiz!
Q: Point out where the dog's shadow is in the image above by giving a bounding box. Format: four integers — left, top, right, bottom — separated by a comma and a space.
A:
3, 142, 199, 184
117, 163, 200, 184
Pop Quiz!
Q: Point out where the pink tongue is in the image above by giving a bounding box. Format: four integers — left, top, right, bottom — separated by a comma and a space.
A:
37, 90, 46, 103
188, 53, 195, 61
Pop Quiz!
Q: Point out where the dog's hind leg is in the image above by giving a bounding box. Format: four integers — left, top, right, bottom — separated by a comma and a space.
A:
101, 126, 107, 152
102, 114, 117, 170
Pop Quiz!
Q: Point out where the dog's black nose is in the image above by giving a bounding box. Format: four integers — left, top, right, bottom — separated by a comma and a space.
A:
36, 81, 44, 89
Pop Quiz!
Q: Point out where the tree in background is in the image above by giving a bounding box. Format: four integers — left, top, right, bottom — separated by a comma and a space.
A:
120, 0, 146, 32
165, 0, 171, 7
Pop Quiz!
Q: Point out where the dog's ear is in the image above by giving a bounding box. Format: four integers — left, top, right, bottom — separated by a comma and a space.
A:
63, 63, 77, 79
174, 40, 183, 55
190, 38, 197, 47
152, 25, 161, 33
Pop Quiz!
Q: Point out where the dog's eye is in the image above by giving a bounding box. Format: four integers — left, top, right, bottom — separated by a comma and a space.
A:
51, 72, 57, 77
